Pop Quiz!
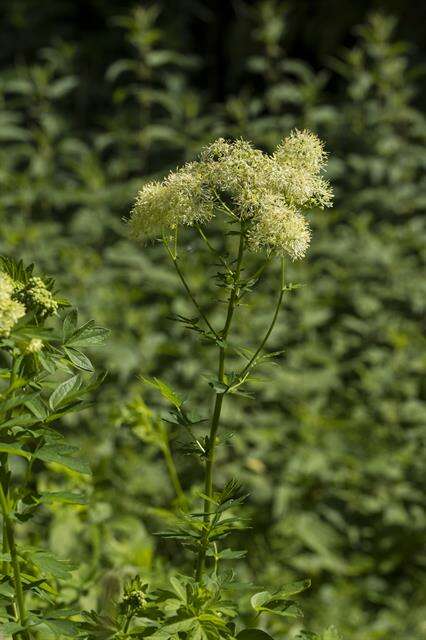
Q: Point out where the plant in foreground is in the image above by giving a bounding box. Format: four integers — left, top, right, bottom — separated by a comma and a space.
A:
81, 131, 338, 639
0, 257, 108, 638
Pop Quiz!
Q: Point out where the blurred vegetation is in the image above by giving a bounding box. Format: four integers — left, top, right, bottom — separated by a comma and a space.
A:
0, 1, 425, 638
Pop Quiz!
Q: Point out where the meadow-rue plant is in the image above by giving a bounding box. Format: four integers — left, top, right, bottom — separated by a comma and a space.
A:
0, 257, 108, 639
82, 131, 335, 639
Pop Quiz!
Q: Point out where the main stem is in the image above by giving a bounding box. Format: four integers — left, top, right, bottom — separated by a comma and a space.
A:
0, 355, 30, 639
0, 483, 29, 639
195, 226, 245, 581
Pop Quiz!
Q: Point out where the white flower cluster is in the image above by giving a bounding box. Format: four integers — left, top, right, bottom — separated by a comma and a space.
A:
0, 273, 26, 337
130, 130, 333, 260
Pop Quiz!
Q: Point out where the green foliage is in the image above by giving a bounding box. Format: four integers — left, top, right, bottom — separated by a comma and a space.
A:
0, 3, 424, 639
0, 257, 108, 636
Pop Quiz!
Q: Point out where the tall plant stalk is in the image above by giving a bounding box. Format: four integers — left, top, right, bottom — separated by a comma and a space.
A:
163, 220, 286, 583
195, 225, 245, 581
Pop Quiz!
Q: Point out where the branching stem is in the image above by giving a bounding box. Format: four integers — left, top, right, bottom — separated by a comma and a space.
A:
164, 239, 219, 339
195, 224, 245, 581
230, 257, 286, 391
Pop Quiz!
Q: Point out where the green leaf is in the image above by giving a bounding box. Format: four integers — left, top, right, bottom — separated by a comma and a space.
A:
208, 379, 228, 394
49, 374, 81, 410
0, 443, 31, 460
32, 551, 77, 580
25, 395, 49, 420
36, 443, 91, 475
64, 347, 94, 371
0, 391, 40, 414
0, 441, 90, 474
250, 581, 310, 620
62, 309, 78, 341
2, 622, 28, 634
206, 548, 247, 560
170, 576, 187, 602
142, 377, 183, 408
237, 631, 275, 640
38, 491, 87, 505
274, 580, 311, 598
0, 413, 40, 430
45, 618, 80, 636
150, 618, 196, 639
66, 320, 109, 347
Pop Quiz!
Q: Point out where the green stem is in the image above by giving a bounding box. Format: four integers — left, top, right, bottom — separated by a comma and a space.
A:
164, 240, 219, 338
195, 225, 245, 581
196, 225, 231, 273
0, 483, 29, 639
161, 427, 186, 506
123, 612, 133, 633
232, 257, 286, 389
1, 354, 18, 577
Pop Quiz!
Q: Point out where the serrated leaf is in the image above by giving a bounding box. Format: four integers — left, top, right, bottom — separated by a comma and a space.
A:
142, 377, 183, 408
170, 576, 187, 602
32, 551, 77, 580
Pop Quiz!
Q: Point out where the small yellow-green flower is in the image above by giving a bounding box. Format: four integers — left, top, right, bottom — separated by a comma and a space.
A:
28, 277, 59, 315
129, 129, 333, 260
26, 338, 43, 354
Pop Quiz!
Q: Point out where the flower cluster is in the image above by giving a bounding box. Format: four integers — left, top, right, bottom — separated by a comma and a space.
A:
27, 277, 59, 316
129, 130, 333, 260
0, 267, 60, 338
121, 589, 146, 610
26, 338, 43, 354
119, 577, 147, 616
0, 272, 26, 337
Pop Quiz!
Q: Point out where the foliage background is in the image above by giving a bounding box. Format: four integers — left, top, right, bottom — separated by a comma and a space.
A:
0, 0, 425, 638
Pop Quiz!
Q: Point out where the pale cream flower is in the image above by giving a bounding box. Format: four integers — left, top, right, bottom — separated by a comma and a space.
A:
130, 130, 333, 260
248, 197, 311, 259
0, 272, 26, 336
